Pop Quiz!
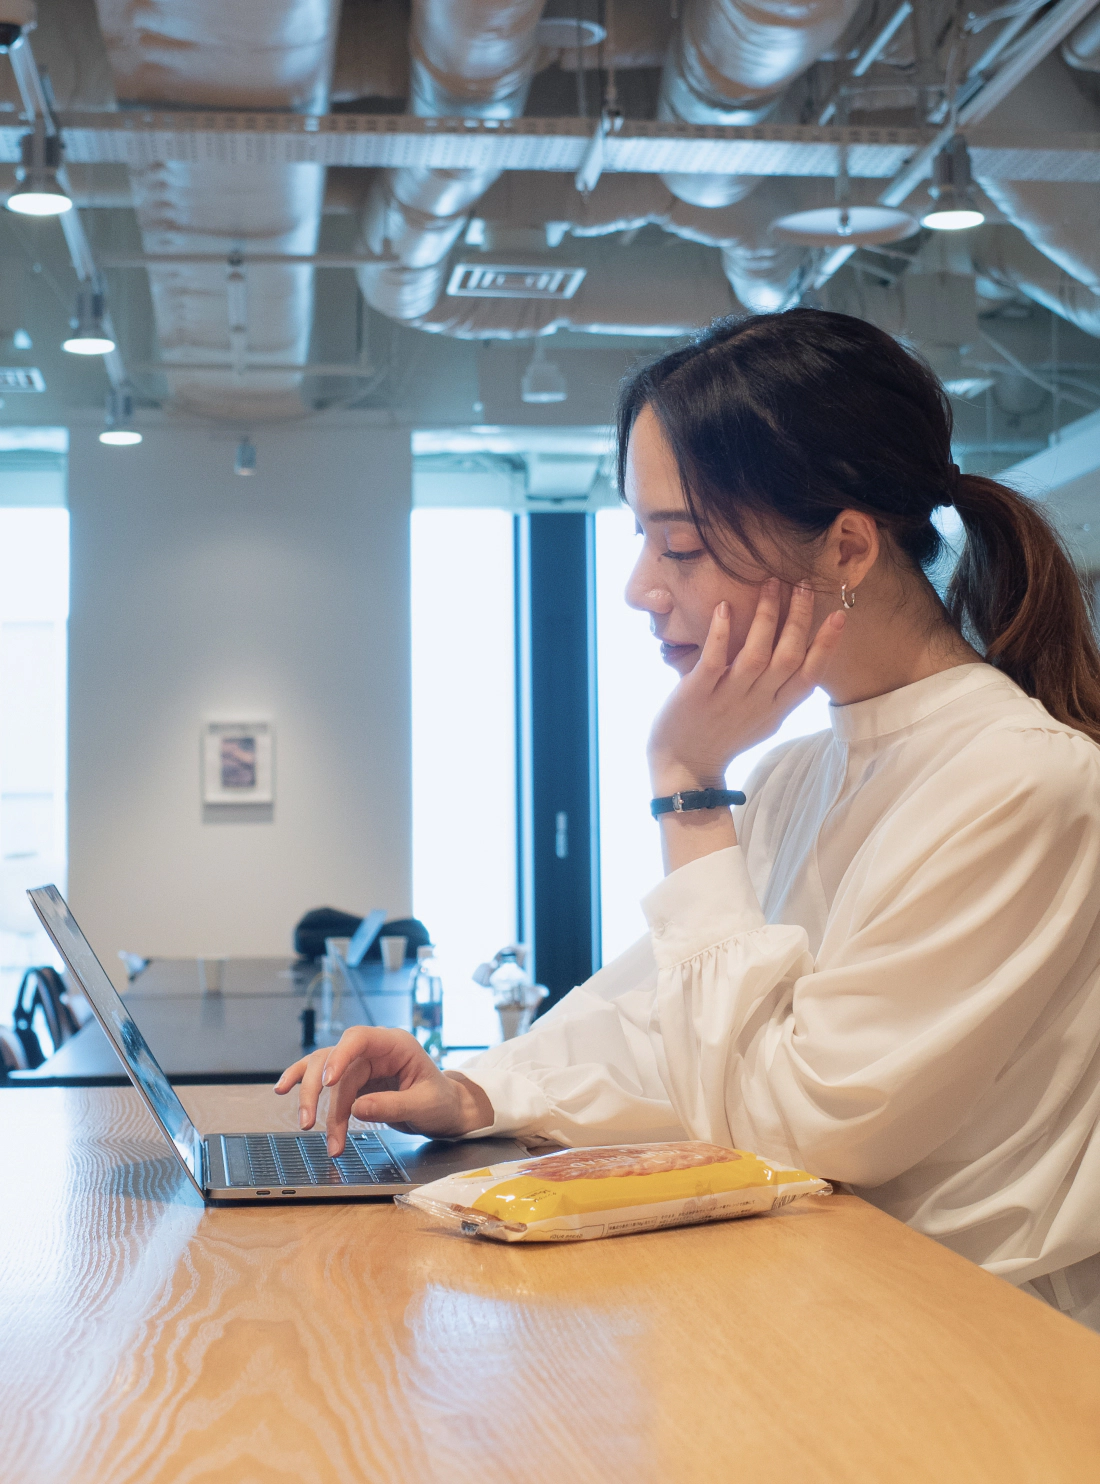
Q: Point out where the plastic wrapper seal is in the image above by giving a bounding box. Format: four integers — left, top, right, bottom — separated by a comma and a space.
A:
396, 1141, 831, 1242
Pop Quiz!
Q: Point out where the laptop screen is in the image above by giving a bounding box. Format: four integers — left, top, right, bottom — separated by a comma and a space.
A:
27, 885, 204, 1195
346, 909, 387, 968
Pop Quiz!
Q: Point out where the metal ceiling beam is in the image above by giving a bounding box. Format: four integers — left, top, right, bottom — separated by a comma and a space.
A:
11, 113, 921, 175
100, 253, 396, 268
0, 111, 1093, 183
130, 362, 379, 376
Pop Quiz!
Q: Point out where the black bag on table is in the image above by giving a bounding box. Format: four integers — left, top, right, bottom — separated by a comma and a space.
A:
293, 909, 431, 963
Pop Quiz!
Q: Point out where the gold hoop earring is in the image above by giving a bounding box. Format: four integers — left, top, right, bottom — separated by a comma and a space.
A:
840, 583, 856, 610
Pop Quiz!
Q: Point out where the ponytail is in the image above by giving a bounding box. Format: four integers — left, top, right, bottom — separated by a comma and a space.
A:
947, 476, 1100, 746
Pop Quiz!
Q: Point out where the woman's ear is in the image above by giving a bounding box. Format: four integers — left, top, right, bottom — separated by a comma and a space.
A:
821, 509, 880, 591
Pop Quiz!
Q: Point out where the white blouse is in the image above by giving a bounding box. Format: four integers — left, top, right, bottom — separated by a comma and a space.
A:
461, 664, 1100, 1324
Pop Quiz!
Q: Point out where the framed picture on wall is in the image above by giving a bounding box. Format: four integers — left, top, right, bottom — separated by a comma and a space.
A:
202, 721, 274, 806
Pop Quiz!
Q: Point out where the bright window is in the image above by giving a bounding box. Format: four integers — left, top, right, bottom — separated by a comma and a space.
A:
0, 504, 69, 1010
410, 508, 517, 987
595, 507, 832, 962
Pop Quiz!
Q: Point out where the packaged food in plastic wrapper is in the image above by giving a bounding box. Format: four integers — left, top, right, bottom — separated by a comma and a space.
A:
395, 1141, 831, 1242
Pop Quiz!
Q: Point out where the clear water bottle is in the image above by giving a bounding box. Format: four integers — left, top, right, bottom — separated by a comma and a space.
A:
410, 944, 444, 1063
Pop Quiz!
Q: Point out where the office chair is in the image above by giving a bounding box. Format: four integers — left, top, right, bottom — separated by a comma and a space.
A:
11, 965, 83, 1069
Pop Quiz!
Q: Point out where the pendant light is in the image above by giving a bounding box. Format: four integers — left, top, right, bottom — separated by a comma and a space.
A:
771, 204, 919, 247
63, 289, 116, 356
234, 436, 257, 475
921, 137, 985, 232
6, 123, 72, 217
99, 386, 141, 446
770, 94, 917, 249
521, 341, 567, 404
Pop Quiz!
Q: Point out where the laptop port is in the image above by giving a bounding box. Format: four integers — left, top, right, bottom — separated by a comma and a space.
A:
255, 1189, 270, 1195
281, 1189, 295, 1195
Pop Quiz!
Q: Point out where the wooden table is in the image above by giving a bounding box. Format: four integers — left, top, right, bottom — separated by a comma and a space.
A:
2, 1086, 1099, 1482
12, 957, 498, 1085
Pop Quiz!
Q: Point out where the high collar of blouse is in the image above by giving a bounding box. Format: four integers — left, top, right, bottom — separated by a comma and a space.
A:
828, 662, 1011, 744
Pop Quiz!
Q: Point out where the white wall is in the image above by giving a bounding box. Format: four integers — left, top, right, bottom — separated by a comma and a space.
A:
67, 421, 412, 984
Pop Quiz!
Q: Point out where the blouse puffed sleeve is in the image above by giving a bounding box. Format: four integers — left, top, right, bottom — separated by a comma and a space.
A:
644, 725, 1100, 1188
457, 933, 687, 1146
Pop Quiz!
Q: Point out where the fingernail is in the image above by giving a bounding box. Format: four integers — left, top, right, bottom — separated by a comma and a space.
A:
321, 1066, 332, 1086
718, 601, 729, 618
299, 1109, 308, 1127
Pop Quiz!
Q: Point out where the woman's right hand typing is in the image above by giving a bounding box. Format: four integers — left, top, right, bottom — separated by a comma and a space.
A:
274, 1026, 494, 1156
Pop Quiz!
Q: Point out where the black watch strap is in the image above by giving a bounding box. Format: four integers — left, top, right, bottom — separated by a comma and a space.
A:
650, 787, 746, 819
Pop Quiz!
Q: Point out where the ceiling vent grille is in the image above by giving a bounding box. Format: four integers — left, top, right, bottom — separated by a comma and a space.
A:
0, 367, 46, 392
446, 264, 586, 300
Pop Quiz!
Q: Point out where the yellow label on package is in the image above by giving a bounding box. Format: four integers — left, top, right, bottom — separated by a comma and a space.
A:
397, 1142, 831, 1242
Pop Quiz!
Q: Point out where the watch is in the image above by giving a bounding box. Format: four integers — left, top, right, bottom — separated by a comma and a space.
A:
650, 787, 746, 819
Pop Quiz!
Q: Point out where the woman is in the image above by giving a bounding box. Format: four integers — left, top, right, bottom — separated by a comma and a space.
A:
278, 310, 1100, 1327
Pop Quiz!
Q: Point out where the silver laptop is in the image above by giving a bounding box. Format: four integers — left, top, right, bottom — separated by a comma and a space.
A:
28, 885, 525, 1203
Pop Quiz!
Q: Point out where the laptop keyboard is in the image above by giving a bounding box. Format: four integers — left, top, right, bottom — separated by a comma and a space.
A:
223, 1131, 408, 1188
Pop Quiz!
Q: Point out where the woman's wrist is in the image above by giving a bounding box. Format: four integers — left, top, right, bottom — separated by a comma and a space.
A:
648, 758, 727, 796
444, 1070, 494, 1134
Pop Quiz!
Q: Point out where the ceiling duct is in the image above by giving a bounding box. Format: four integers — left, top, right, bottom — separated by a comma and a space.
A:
970, 226, 1100, 339
356, 0, 545, 323
93, 0, 339, 420
973, 56, 1100, 335
657, 0, 863, 209
1062, 9, 1100, 72
417, 235, 736, 337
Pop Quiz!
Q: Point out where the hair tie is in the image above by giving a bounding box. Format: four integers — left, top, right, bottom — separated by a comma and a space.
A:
945, 462, 962, 508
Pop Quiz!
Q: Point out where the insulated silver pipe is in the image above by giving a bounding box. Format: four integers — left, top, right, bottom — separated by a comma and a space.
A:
658, 0, 863, 207
357, 0, 545, 323
93, 0, 340, 420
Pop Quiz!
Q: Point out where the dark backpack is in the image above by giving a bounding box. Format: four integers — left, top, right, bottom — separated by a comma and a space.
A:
293, 908, 432, 963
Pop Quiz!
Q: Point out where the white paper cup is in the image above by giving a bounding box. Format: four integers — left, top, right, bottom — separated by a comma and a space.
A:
379, 935, 407, 971
198, 955, 227, 994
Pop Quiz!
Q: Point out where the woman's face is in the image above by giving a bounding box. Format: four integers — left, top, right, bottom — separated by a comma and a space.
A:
622, 405, 784, 677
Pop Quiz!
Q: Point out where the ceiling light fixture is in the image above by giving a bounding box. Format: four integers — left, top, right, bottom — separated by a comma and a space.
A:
99, 385, 141, 446
6, 123, 72, 217
771, 204, 919, 248
921, 137, 985, 232
234, 436, 257, 476
521, 341, 567, 405
63, 289, 116, 355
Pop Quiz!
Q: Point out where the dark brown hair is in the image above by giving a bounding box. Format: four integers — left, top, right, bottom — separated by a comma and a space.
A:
617, 308, 1100, 745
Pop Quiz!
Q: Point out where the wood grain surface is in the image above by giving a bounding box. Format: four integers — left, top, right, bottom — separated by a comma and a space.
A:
2, 1085, 1099, 1484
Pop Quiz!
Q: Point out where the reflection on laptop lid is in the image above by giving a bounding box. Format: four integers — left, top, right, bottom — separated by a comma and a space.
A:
27, 884, 205, 1198
345, 909, 387, 968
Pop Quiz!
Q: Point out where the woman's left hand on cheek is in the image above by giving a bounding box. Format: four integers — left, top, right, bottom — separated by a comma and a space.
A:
647, 580, 845, 793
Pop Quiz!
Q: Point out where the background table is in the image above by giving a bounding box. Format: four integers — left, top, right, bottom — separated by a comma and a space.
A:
12, 956, 499, 1085
2, 1083, 1099, 1483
